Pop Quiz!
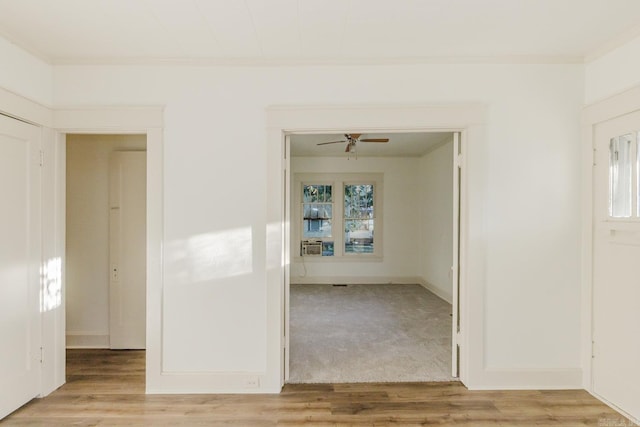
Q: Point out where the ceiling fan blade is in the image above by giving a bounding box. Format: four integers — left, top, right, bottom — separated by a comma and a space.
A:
317, 140, 345, 145
345, 144, 351, 153
360, 138, 389, 143
348, 133, 362, 140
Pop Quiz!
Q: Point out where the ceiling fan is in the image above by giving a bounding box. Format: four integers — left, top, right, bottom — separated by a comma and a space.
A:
317, 133, 389, 153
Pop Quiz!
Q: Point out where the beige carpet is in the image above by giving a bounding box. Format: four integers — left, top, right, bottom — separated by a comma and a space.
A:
288, 283, 455, 383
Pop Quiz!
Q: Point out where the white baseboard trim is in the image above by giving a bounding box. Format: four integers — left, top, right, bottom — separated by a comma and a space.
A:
291, 276, 424, 285
66, 332, 109, 349
418, 278, 453, 304
467, 368, 583, 390
147, 372, 280, 394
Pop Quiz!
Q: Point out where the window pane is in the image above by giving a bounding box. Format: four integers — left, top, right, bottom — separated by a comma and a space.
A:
302, 199, 333, 239
303, 203, 332, 219
325, 185, 332, 202
302, 184, 333, 238
345, 219, 374, 253
609, 135, 633, 218
304, 219, 332, 238
344, 184, 374, 253
345, 184, 374, 219
303, 185, 318, 203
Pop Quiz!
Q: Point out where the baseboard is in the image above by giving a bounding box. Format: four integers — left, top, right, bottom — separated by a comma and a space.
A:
291, 276, 424, 285
418, 278, 453, 304
146, 372, 280, 394
66, 332, 109, 349
466, 367, 583, 390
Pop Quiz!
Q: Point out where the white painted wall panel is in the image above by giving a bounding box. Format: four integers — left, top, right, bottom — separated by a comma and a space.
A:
0, 37, 52, 106
418, 140, 454, 302
52, 62, 584, 385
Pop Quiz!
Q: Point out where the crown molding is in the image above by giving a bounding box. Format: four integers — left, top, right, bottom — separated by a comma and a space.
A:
584, 23, 640, 63
50, 54, 584, 67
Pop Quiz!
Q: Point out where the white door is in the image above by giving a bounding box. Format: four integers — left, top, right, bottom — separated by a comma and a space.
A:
592, 110, 640, 420
109, 151, 146, 349
0, 115, 41, 419
451, 132, 461, 378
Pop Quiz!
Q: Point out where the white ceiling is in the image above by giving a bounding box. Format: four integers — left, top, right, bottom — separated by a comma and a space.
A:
0, 0, 639, 64
290, 132, 452, 157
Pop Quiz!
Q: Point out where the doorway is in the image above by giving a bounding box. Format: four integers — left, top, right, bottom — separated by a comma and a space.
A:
65, 134, 147, 351
284, 131, 462, 383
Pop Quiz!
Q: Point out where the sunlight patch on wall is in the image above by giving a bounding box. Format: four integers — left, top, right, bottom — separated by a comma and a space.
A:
167, 227, 253, 284
40, 257, 62, 312
266, 222, 284, 269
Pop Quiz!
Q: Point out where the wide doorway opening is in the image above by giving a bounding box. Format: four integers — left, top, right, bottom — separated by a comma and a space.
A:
65, 134, 147, 373
285, 131, 461, 383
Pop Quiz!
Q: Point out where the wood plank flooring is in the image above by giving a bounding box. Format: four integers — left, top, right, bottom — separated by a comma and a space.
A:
2, 349, 628, 426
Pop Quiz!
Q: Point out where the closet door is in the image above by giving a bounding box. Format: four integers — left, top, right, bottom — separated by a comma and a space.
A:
109, 151, 146, 349
0, 115, 41, 419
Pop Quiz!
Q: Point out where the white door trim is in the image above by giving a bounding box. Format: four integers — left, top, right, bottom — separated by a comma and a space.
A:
266, 104, 487, 389
0, 94, 164, 397
54, 107, 163, 394
581, 84, 640, 394
452, 131, 461, 378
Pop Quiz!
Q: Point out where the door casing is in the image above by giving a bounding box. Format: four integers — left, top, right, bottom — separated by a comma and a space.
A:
266, 104, 483, 388
582, 84, 640, 421
283, 130, 463, 382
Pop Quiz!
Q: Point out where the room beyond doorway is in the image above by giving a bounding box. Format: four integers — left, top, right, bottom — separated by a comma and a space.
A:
285, 131, 460, 383
65, 134, 147, 350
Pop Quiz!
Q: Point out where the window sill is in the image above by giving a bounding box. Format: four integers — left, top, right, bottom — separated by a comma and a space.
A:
293, 255, 383, 263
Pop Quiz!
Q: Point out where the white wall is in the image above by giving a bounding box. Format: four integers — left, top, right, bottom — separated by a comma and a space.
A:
418, 139, 454, 303
585, 34, 640, 104
50, 62, 584, 389
0, 37, 52, 107
66, 134, 146, 348
290, 156, 420, 283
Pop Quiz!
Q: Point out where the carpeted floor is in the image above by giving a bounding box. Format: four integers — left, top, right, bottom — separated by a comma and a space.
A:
288, 283, 455, 383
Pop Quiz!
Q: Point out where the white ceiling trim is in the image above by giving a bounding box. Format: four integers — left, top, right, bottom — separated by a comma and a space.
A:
49, 54, 585, 67
0, 29, 53, 64
584, 23, 640, 63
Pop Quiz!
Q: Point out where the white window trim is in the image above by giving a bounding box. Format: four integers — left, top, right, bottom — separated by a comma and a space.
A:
292, 172, 383, 261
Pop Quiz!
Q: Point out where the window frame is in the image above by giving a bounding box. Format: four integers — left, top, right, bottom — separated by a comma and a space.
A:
301, 183, 334, 240
343, 181, 377, 256
293, 172, 383, 261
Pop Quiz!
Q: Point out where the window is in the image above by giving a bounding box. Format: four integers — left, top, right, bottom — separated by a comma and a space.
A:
294, 173, 383, 259
302, 184, 333, 238
608, 132, 639, 218
344, 184, 375, 254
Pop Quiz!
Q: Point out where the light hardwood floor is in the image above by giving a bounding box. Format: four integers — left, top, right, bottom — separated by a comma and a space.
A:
2, 349, 627, 426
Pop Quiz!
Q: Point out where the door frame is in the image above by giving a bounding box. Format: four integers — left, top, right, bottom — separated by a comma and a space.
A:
0, 97, 164, 396
582, 84, 640, 409
266, 104, 487, 388
282, 130, 462, 382
54, 107, 163, 393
